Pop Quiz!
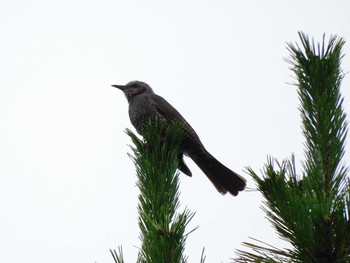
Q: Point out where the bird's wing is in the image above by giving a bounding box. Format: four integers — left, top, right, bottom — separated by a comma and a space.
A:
151, 95, 204, 148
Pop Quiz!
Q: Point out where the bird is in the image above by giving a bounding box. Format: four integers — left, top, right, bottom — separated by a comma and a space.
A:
112, 80, 246, 196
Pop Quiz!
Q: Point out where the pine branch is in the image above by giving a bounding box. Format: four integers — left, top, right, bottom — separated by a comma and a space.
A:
287, 32, 348, 197
236, 32, 350, 262
287, 32, 349, 262
111, 120, 197, 263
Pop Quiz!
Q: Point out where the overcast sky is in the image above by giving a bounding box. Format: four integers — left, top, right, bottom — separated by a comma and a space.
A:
1, 1, 350, 262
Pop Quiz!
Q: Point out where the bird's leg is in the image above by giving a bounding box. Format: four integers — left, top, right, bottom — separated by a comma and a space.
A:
177, 153, 192, 177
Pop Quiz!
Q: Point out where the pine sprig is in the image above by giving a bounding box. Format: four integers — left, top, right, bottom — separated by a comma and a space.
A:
287, 32, 348, 196
236, 32, 350, 262
125, 120, 196, 263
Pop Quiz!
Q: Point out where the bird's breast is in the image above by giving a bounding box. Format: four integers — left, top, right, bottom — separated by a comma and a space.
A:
128, 97, 165, 134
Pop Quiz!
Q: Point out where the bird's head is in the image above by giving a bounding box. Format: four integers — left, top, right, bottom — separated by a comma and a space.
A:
112, 81, 154, 102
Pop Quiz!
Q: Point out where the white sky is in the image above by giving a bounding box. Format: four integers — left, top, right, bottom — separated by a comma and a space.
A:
1, 0, 350, 262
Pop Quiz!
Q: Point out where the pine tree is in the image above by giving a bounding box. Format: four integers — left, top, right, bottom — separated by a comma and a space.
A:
236, 32, 350, 262
110, 121, 200, 263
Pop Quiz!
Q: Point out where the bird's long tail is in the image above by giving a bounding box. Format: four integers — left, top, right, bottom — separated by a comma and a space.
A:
188, 147, 246, 196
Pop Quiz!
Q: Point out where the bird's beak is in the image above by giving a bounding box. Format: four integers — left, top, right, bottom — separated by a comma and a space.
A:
111, 84, 125, 91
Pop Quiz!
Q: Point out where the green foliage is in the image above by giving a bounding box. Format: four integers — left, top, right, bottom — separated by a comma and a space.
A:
110, 246, 125, 263
111, 120, 197, 263
236, 32, 350, 262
